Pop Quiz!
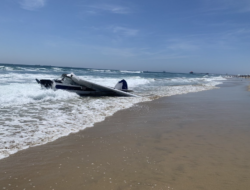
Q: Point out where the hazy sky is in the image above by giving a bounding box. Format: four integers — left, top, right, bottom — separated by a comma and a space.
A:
0, 0, 250, 73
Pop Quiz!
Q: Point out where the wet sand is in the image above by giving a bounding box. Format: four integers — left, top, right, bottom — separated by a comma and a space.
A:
1, 79, 250, 190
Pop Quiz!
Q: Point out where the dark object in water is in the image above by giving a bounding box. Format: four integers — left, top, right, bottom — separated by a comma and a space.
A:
36, 73, 137, 97
36, 79, 53, 88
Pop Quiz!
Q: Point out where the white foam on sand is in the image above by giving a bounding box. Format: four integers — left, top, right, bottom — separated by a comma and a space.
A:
0, 75, 225, 160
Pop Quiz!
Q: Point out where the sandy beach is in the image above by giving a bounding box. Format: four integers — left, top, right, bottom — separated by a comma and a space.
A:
0, 79, 250, 190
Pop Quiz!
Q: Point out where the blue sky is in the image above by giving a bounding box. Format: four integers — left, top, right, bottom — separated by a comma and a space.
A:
0, 0, 250, 73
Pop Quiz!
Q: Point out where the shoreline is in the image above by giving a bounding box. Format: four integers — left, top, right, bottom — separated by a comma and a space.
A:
1, 79, 250, 190
0, 84, 219, 160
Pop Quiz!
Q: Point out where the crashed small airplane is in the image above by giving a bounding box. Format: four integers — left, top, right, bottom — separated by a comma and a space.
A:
36, 73, 137, 97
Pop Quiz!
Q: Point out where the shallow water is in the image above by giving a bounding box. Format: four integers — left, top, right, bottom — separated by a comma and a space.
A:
0, 63, 226, 159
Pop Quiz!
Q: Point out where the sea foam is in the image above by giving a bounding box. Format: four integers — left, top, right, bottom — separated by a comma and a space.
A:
0, 64, 226, 159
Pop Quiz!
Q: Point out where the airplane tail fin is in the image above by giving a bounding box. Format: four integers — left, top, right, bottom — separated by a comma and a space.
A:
114, 79, 128, 90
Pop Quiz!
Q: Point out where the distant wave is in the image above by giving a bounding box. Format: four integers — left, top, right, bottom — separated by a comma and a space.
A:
120, 70, 142, 74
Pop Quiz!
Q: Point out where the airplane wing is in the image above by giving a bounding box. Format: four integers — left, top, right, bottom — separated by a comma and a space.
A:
70, 74, 138, 97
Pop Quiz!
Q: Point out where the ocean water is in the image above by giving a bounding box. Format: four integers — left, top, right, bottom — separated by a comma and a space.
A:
0, 63, 226, 159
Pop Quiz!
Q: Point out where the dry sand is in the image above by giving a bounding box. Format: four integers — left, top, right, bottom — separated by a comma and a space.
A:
0, 79, 250, 190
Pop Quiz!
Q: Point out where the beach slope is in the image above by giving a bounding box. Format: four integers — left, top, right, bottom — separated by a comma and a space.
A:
0, 80, 250, 190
